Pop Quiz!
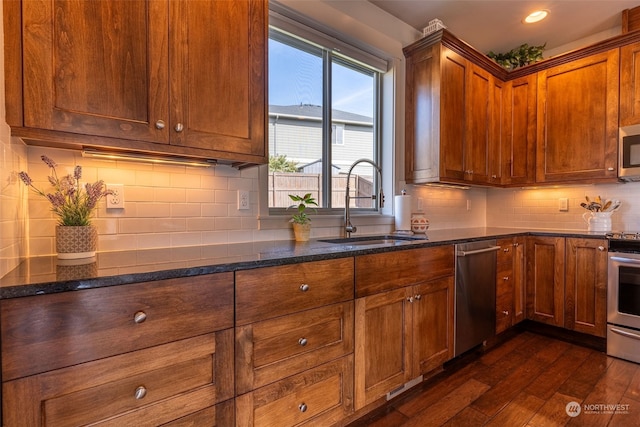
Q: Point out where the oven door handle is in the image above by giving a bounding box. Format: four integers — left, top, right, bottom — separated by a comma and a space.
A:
610, 327, 640, 341
610, 256, 640, 265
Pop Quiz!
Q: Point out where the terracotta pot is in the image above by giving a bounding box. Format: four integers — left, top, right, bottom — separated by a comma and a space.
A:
292, 222, 311, 242
56, 225, 98, 259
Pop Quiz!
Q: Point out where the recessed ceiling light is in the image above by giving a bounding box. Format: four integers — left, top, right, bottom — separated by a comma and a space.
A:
523, 9, 549, 24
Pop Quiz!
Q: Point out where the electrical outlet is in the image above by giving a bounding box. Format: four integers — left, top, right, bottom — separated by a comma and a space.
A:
107, 184, 125, 209
417, 197, 424, 211
466, 199, 471, 211
237, 190, 250, 210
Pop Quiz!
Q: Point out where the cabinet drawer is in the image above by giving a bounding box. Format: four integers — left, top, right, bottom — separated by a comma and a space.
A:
355, 246, 454, 297
1, 273, 233, 380
2, 331, 235, 426
235, 258, 354, 325
497, 239, 514, 268
162, 400, 234, 427
236, 356, 354, 427
496, 267, 513, 296
236, 302, 354, 394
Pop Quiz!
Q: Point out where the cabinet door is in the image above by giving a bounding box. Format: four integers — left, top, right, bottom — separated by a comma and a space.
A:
526, 236, 565, 327
412, 276, 455, 375
565, 238, 608, 337
513, 237, 527, 324
21, 0, 169, 143
169, 0, 266, 159
440, 47, 469, 181
503, 75, 537, 185
464, 63, 492, 184
536, 49, 619, 182
488, 78, 505, 185
354, 287, 412, 410
405, 42, 441, 183
620, 41, 640, 126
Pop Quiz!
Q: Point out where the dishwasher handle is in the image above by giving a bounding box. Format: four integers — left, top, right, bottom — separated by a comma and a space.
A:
456, 245, 501, 257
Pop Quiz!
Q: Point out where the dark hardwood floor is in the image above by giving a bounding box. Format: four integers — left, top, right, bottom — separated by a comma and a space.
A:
347, 330, 640, 427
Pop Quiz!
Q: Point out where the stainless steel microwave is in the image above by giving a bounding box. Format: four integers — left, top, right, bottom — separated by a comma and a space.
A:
619, 125, 640, 181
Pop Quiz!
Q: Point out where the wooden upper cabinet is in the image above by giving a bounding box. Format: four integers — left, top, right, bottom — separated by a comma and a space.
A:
502, 75, 537, 185
8, 0, 267, 165
169, 0, 266, 158
463, 63, 492, 184
536, 49, 619, 183
21, 0, 168, 143
404, 42, 447, 184
620, 41, 640, 126
404, 41, 493, 185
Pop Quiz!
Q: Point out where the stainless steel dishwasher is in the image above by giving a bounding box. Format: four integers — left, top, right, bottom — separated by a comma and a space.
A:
454, 240, 500, 356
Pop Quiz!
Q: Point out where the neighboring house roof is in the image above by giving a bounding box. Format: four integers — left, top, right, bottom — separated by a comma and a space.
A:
269, 104, 372, 125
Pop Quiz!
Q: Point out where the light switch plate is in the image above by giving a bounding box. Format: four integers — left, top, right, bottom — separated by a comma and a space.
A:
559, 198, 568, 212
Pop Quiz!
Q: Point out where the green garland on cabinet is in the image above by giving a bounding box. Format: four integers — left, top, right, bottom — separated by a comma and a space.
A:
487, 43, 546, 70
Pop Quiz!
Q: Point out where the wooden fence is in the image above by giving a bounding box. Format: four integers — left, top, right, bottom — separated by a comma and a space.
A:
268, 172, 374, 208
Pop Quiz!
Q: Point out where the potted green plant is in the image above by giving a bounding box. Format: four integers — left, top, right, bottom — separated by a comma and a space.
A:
288, 193, 318, 242
19, 155, 113, 259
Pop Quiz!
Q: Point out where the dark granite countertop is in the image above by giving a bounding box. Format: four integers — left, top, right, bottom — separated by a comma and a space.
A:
0, 227, 609, 299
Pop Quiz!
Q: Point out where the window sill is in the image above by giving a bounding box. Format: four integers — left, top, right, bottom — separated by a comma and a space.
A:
257, 213, 394, 231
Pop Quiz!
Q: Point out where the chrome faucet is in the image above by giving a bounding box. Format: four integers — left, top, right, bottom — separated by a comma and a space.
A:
344, 158, 384, 238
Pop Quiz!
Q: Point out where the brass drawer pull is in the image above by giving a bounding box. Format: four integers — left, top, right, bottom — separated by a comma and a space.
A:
134, 386, 147, 400
300, 284, 310, 292
133, 311, 147, 324
299, 403, 307, 413
298, 338, 308, 346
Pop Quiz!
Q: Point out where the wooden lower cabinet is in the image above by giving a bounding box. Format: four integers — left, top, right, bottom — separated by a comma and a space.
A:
235, 302, 354, 394
565, 238, 608, 337
0, 273, 235, 426
354, 276, 455, 410
496, 237, 526, 334
526, 236, 565, 327
2, 331, 235, 426
526, 236, 607, 337
235, 356, 354, 427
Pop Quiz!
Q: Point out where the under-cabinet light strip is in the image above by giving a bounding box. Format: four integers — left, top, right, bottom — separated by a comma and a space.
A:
81, 149, 216, 168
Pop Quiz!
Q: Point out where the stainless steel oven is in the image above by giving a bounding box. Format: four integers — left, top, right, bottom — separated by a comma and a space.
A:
607, 233, 640, 364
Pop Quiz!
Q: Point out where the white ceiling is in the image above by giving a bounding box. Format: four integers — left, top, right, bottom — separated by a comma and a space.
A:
368, 1, 640, 56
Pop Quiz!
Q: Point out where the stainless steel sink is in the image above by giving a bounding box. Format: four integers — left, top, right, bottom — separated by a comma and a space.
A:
319, 235, 427, 247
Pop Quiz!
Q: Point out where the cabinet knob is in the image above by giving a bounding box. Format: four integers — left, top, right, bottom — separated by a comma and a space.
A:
407, 296, 414, 303
155, 120, 165, 130
300, 284, 310, 292
298, 338, 308, 346
598, 246, 605, 251
502, 310, 509, 316
503, 276, 510, 281
513, 243, 519, 247
503, 248, 510, 253
133, 311, 147, 324
414, 294, 422, 300
492, 175, 498, 179
607, 167, 615, 171
299, 403, 308, 413
174, 123, 184, 133
134, 386, 147, 400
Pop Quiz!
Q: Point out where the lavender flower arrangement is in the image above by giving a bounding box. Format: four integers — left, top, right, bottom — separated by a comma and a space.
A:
19, 155, 113, 226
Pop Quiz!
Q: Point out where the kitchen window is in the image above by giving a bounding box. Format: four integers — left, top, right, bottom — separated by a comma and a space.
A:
268, 9, 386, 212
